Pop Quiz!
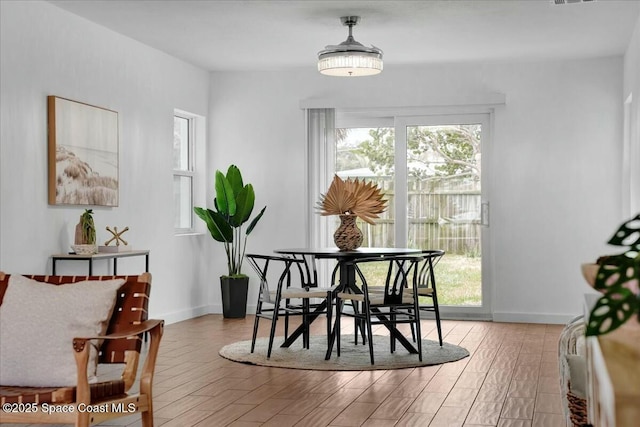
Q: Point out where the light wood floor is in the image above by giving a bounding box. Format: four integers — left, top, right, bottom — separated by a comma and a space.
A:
11, 315, 567, 427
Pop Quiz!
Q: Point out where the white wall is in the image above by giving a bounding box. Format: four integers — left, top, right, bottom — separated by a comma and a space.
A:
0, 1, 211, 323
209, 57, 624, 323
623, 15, 640, 216
1, 0, 632, 324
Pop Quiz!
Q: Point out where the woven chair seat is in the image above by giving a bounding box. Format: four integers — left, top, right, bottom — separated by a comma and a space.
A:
279, 286, 335, 299
0, 379, 125, 405
337, 291, 415, 305
371, 285, 434, 296
412, 287, 434, 296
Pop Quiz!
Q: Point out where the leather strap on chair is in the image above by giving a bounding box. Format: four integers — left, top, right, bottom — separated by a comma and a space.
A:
2, 273, 152, 364
0, 379, 125, 405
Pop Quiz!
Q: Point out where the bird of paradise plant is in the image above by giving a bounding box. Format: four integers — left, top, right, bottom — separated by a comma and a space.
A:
194, 165, 266, 277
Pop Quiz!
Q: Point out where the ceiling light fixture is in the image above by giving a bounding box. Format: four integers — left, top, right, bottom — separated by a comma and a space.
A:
318, 16, 383, 77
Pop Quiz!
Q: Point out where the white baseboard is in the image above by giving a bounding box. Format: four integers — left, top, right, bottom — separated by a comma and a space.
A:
156, 305, 211, 325
206, 304, 258, 315
160, 306, 577, 326
492, 311, 578, 325
431, 312, 493, 321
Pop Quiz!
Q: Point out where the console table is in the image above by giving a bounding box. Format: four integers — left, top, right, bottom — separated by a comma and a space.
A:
51, 250, 150, 275
584, 294, 640, 427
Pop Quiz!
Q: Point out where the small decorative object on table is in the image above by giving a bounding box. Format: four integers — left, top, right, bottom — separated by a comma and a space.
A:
316, 175, 388, 251
99, 226, 131, 252
70, 244, 98, 255
582, 213, 640, 336
72, 209, 97, 254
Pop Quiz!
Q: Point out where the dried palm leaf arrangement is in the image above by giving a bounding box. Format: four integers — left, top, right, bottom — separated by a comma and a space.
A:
317, 175, 388, 250
317, 175, 388, 224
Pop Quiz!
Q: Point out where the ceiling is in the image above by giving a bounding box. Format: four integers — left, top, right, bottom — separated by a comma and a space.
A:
47, 0, 640, 72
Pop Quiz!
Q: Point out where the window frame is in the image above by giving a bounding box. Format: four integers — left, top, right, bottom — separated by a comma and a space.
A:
325, 108, 494, 320
173, 111, 196, 234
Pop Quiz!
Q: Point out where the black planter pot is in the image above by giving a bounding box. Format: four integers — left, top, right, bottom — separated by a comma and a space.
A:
220, 276, 249, 318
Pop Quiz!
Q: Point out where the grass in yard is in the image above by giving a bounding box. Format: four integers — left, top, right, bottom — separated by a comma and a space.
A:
356, 254, 482, 306
434, 254, 482, 305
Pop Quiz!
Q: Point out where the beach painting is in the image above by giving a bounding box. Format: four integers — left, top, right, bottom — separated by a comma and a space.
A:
48, 96, 119, 206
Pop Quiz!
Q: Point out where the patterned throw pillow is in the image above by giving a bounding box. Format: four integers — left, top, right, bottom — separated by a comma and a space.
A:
0, 275, 125, 387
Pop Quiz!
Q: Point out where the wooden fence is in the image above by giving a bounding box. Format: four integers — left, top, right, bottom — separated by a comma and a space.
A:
352, 178, 481, 255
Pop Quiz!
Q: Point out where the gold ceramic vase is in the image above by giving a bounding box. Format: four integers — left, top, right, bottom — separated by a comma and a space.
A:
334, 214, 363, 251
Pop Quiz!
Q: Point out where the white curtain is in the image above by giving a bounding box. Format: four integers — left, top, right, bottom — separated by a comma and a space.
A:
305, 108, 335, 249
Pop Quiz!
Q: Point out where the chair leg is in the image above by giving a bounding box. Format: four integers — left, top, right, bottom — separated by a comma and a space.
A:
352, 301, 366, 345
352, 301, 359, 345
336, 298, 342, 357
251, 301, 262, 353
303, 299, 310, 349
326, 292, 333, 352
416, 319, 423, 362
390, 310, 396, 353
284, 298, 290, 340
141, 407, 153, 427
433, 295, 443, 347
267, 301, 280, 358
410, 315, 417, 343
414, 304, 423, 362
76, 411, 90, 427
364, 305, 375, 365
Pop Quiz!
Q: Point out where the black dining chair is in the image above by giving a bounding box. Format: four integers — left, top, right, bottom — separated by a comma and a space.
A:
246, 253, 336, 358
333, 255, 424, 365
411, 250, 446, 346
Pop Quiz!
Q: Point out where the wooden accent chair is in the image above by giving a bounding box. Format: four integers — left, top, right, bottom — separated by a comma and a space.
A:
0, 272, 163, 427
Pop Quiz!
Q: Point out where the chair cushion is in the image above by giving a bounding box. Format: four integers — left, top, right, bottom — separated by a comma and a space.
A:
0, 275, 125, 387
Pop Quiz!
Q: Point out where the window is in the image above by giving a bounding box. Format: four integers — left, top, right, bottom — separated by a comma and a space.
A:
173, 113, 195, 232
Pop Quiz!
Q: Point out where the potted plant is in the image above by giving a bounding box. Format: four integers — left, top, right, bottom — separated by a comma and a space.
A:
72, 209, 97, 254
194, 165, 266, 318
582, 213, 640, 336
316, 175, 387, 250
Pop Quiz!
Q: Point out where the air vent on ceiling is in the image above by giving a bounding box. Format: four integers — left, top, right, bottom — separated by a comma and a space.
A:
553, 0, 596, 4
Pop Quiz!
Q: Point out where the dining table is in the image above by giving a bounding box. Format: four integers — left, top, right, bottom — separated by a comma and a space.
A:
274, 247, 422, 360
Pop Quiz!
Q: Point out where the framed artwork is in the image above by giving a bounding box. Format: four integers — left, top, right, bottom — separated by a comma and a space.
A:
48, 96, 119, 206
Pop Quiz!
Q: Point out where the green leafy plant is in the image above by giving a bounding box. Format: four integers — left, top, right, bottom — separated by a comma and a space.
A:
586, 213, 640, 336
194, 165, 266, 278
80, 209, 96, 244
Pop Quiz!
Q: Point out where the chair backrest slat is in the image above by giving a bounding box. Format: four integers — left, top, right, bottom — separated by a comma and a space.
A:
416, 250, 445, 292
352, 255, 422, 305
246, 254, 303, 303
289, 253, 320, 289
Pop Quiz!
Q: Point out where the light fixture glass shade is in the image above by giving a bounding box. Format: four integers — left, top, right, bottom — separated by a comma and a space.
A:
318, 16, 383, 77
318, 51, 383, 76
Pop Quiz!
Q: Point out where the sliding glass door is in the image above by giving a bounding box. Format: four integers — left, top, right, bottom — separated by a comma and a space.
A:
334, 113, 491, 318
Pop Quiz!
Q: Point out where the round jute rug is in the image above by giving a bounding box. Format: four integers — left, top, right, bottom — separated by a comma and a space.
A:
219, 335, 469, 371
